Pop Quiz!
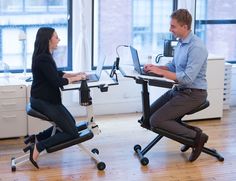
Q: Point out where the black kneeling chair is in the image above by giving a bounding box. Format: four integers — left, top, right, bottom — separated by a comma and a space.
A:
134, 100, 224, 166
11, 104, 106, 171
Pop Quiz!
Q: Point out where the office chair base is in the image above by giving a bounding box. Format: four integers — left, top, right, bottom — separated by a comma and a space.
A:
134, 133, 224, 166
11, 126, 106, 171
11, 140, 106, 171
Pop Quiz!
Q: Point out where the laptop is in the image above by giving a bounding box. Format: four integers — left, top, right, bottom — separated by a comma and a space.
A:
130, 46, 163, 78
85, 56, 106, 82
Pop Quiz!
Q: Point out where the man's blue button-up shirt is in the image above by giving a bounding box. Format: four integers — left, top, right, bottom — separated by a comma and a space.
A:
166, 32, 208, 90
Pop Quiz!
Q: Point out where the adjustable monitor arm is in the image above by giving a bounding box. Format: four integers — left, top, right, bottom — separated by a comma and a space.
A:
109, 57, 120, 82
110, 44, 129, 82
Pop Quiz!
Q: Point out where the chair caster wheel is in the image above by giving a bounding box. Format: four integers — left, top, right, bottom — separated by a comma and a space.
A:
97, 162, 106, 170
92, 148, 99, 154
141, 157, 149, 166
180, 145, 190, 152
218, 156, 224, 162
134, 144, 141, 152
11, 157, 16, 172
11, 166, 16, 172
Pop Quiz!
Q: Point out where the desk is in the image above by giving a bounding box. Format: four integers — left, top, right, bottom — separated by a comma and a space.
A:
63, 70, 118, 91
119, 65, 175, 88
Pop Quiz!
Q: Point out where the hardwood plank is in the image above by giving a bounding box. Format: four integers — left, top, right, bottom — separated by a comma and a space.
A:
0, 108, 236, 181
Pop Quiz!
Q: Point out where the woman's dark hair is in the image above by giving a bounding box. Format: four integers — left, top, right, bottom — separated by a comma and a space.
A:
32, 27, 55, 68
171, 9, 192, 30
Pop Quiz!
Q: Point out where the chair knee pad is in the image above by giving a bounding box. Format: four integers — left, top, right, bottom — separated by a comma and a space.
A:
152, 127, 195, 146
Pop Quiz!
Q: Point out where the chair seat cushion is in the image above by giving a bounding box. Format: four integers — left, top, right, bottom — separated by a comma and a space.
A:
26, 103, 50, 121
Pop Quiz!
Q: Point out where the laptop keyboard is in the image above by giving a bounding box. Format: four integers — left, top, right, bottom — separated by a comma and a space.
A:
86, 74, 98, 81
141, 68, 163, 77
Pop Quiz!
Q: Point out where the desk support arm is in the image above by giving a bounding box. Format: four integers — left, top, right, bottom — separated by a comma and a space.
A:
86, 105, 101, 135
140, 80, 150, 128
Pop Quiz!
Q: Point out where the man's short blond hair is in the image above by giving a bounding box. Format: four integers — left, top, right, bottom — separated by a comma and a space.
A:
171, 9, 192, 30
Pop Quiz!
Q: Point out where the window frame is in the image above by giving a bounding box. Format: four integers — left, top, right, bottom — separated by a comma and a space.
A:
194, 0, 236, 60
91, 0, 178, 70
0, 0, 72, 73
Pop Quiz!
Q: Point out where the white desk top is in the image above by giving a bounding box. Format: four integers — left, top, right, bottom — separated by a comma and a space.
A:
0, 70, 118, 90
119, 65, 175, 89
119, 65, 174, 82
62, 70, 118, 91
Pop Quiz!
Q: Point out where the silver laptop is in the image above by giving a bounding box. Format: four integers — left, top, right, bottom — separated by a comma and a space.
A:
130, 46, 163, 78
86, 56, 106, 82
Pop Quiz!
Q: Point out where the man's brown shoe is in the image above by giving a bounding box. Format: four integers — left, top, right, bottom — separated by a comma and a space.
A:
180, 127, 202, 153
180, 145, 190, 152
189, 132, 208, 162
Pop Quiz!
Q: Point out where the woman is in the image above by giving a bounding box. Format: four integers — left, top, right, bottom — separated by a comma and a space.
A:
24, 27, 86, 168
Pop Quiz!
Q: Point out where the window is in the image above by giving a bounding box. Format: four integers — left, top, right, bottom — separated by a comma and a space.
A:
0, 0, 72, 73
195, 0, 236, 61
93, 0, 174, 68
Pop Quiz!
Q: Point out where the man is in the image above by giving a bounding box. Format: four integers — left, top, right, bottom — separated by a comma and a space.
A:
144, 9, 208, 161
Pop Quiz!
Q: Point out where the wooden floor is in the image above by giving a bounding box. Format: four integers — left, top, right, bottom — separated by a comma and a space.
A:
1, 108, 236, 181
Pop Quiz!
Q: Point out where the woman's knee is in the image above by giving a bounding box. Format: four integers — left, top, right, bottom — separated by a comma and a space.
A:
70, 130, 79, 138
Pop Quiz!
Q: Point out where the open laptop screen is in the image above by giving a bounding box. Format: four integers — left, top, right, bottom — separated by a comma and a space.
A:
130, 46, 142, 74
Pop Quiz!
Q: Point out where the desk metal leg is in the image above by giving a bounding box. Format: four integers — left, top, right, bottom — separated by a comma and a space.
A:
141, 81, 150, 126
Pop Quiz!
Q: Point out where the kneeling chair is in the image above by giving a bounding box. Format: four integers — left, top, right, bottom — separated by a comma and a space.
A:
11, 104, 106, 171
134, 100, 224, 166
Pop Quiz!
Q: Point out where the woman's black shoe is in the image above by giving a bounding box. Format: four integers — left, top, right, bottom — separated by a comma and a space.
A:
29, 144, 39, 169
23, 145, 29, 153
24, 135, 36, 145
